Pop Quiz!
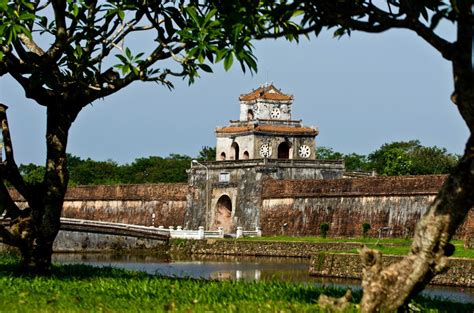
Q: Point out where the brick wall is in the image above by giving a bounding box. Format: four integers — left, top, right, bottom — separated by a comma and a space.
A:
261, 175, 473, 238
262, 175, 446, 198
12, 184, 188, 227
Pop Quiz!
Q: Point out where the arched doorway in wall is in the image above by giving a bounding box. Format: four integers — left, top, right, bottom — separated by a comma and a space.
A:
243, 151, 249, 159
220, 152, 226, 160
278, 142, 290, 159
214, 195, 233, 233
231, 142, 239, 160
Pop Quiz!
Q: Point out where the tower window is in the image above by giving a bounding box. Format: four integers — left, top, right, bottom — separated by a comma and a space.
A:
278, 142, 290, 159
247, 109, 254, 121
243, 151, 249, 159
220, 152, 226, 160
231, 142, 240, 160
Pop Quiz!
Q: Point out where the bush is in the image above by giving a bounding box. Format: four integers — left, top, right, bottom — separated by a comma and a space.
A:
320, 223, 330, 238
362, 223, 371, 238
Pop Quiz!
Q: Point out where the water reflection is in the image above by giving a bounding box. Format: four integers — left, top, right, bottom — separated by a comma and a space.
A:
53, 253, 474, 304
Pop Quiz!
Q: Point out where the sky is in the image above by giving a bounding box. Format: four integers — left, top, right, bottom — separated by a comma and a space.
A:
0, 26, 469, 165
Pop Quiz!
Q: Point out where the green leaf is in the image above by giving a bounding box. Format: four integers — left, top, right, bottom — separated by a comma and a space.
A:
72, 4, 79, 17
291, 10, 305, 18
223, 52, 233, 71
215, 49, 226, 63
118, 9, 125, 21
115, 54, 128, 64
202, 8, 217, 26
125, 47, 132, 60
19, 12, 36, 21
185, 6, 200, 26
198, 63, 213, 73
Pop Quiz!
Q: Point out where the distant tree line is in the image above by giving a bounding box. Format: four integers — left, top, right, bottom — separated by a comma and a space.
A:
19, 146, 216, 186
317, 140, 459, 176
19, 141, 457, 186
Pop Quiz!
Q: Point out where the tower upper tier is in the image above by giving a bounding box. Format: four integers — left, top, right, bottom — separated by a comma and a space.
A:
238, 84, 293, 121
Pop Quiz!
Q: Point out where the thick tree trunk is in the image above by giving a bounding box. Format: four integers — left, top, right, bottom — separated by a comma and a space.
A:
357, 12, 474, 311
359, 134, 473, 312
7, 104, 73, 274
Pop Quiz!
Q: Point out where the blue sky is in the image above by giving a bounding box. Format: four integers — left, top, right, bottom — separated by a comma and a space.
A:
0, 27, 468, 165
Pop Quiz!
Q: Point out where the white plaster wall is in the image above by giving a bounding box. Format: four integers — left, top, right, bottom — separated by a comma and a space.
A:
216, 135, 255, 160
216, 137, 234, 160
240, 101, 292, 121
239, 102, 253, 121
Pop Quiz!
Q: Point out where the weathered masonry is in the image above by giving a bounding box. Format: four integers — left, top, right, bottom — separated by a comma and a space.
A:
8, 177, 471, 238
261, 175, 473, 238
25, 184, 187, 227
215, 84, 318, 161
185, 84, 345, 233
6, 85, 471, 239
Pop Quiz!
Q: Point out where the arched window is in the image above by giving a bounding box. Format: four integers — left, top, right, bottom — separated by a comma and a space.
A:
231, 142, 239, 160
247, 109, 254, 121
220, 152, 226, 160
243, 151, 249, 159
278, 142, 290, 159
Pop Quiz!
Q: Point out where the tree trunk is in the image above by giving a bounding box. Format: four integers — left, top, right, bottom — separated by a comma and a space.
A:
358, 12, 474, 310
359, 133, 473, 311
10, 105, 73, 274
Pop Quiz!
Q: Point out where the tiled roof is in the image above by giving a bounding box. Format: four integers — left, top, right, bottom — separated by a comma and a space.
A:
239, 84, 293, 101
216, 125, 317, 135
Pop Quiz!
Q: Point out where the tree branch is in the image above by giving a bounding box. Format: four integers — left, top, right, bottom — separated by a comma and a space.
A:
18, 33, 45, 56
47, 0, 68, 61
406, 20, 454, 60
0, 105, 31, 202
0, 224, 20, 247
0, 177, 21, 220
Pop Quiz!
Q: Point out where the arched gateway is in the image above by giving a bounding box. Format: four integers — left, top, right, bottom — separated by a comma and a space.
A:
213, 195, 233, 233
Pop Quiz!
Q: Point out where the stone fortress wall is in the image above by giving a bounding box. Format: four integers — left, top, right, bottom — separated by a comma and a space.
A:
261, 175, 472, 238
11, 184, 189, 227
10, 176, 472, 238
185, 159, 345, 232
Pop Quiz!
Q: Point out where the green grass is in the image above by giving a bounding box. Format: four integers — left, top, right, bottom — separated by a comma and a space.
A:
335, 245, 474, 258
238, 237, 474, 258
0, 253, 472, 312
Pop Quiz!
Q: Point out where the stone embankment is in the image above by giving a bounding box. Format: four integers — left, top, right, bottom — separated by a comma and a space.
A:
168, 239, 474, 287
309, 252, 474, 288
169, 239, 363, 258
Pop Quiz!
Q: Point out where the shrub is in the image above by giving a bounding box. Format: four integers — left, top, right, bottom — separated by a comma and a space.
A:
362, 223, 371, 238
320, 223, 330, 238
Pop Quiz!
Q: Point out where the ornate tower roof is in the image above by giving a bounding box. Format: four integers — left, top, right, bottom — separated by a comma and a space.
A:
239, 84, 293, 102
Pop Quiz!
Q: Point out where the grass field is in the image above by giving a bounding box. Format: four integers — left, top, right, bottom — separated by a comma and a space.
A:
1, 253, 473, 312
239, 237, 474, 258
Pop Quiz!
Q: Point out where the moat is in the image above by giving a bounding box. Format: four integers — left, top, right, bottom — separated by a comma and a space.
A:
53, 253, 474, 304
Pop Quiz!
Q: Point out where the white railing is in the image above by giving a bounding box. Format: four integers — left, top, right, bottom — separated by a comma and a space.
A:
156, 226, 209, 240
2, 217, 262, 241
237, 226, 262, 238
158, 225, 262, 240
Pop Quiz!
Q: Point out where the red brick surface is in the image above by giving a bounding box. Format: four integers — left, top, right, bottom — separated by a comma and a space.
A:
10, 183, 187, 202
261, 175, 473, 238
262, 175, 447, 198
